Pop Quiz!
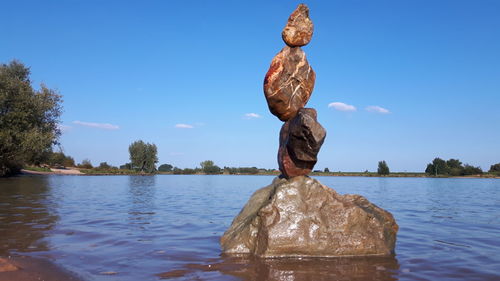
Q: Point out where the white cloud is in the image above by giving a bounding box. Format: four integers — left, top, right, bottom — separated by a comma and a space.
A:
366, 105, 390, 114
244, 113, 262, 119
57, 124, 72, 133
328, 102, 357, 112
73, 120, 119, 130
175, 123, 194, 129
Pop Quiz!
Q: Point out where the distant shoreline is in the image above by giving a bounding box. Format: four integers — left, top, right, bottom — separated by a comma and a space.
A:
19, 168, 500, 179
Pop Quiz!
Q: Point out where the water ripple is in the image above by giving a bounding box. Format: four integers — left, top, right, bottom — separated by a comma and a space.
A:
0, 175, 499, 281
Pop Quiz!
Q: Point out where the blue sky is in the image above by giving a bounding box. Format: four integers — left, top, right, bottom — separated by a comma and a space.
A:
2, 0, 499, 172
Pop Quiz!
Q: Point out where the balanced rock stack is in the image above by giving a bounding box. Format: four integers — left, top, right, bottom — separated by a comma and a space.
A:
263, 4, 325, 178
221, 4, 398, 258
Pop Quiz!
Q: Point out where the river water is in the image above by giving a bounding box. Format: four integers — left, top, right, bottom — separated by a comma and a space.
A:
0, 175, 499, 280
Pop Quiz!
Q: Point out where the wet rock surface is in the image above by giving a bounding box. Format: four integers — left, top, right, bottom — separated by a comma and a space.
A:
282, 4, 314, 47
263, 46, 315, 122
220, 176, 398, 257
278, 108, 326, 178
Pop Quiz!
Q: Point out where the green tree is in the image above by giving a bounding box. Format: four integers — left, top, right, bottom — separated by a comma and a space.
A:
62, 155, 75, 167
172, 167, 196, 175
324, 167, 330, 173
128, 140, 158, 173
0, 60, 62, 176
377, 161, 390, 175
200, 160, 221, 174
49, 152, 65, 166
79, 159, 93, 169
158, 163, 173, 172
446, 159, 462, 169
489, 163, 500, 175
98, 162, 111, 170
425, 158, 449, 176
49, 151, 75, 167
462, 164, 483, 176
120, 163, 132, 170
446, 158, 463, 176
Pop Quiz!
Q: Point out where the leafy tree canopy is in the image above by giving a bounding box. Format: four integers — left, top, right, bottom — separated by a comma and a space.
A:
200, 160, 221, 174
120, 163, 132, 170
223, 166, 258, 175
462, 164, 483, 176
425, 157, 483, 176
158, 163, 173, 172
49, 151, 75, 167
0, 60, 62, 176
98, 162, 113, 170
377, 161, 390, 175
129, 140, 158, 173
489, 163, 500, 174
78, 159, 93, 169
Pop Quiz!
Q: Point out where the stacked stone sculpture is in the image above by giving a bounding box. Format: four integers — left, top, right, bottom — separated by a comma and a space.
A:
221, 4, 398, 258
263, 4, 326, 178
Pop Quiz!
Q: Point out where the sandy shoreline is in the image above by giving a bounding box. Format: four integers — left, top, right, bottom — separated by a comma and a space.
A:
21, 168, 83, 175
0, 256, 83, 281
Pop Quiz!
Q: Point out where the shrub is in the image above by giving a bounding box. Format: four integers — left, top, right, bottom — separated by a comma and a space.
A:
158, 164, 173, 172
489, 163, 500, 175
462, 164, 483, 176
78, 159, 93, 169
98, 162, 111, 170
120, 163, 132, 170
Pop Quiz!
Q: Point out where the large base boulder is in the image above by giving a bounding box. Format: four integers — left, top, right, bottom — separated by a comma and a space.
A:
221, 176, 398, 257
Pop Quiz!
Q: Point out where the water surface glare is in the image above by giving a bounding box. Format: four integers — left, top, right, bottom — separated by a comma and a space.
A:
0, 175, 499, 280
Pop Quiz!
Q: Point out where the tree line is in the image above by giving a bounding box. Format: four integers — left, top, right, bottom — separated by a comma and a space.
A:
74, 142, 270, 175
424, 158, 494, 176
156, 160, 271, 175
372, 159, 500, 177
1, 60, 499, 177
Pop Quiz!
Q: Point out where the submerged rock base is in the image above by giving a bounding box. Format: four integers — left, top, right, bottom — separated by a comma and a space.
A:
220, 176, 398, 257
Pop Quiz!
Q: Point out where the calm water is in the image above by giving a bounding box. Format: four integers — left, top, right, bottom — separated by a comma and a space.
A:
0, 175, 499, 281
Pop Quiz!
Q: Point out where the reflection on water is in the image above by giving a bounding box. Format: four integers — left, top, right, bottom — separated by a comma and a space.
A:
128, 176, 156, 231
158, 255, 400, 281
221, 256, 399, 281
129, 175, 156, 188
0, 175, 499, 281
0, 176, 58, 255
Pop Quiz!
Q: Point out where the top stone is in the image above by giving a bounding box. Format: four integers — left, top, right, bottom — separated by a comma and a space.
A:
282, 4, 314, 47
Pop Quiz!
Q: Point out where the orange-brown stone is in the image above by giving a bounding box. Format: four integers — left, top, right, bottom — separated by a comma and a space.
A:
282, 4, 314, 47
264, 46, 315, 121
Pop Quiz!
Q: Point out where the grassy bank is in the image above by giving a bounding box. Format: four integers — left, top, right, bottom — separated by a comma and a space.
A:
310, 171, 500, 178
23, 166, 52, 173
79, 168, 142, 175
310, 171, 426, 177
